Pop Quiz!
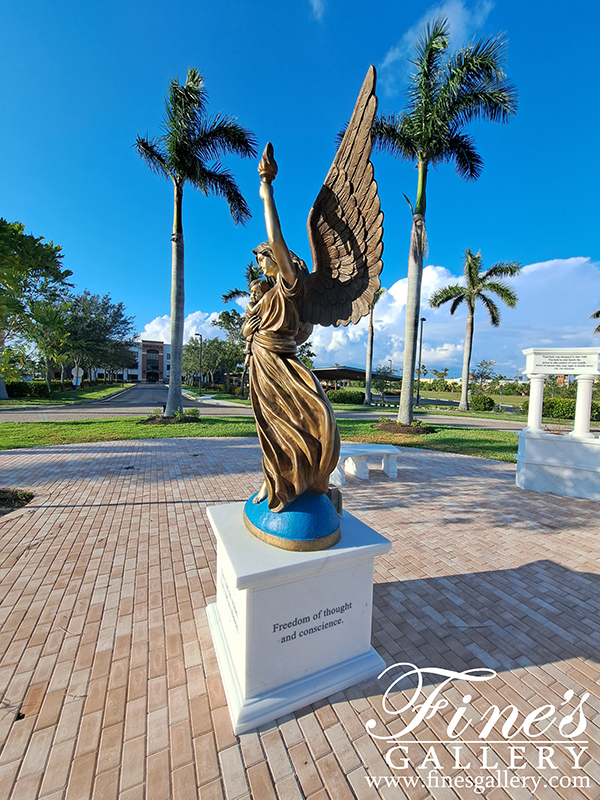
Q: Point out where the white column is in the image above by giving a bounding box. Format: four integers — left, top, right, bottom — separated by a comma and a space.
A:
525, 374, 548, 432
570, 374, 596, 439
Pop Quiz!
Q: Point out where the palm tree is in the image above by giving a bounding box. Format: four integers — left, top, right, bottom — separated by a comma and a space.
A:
373, 18, 518, 424
429, 249, 520, 410
364, 288, 385, 405
136, 68, 257, 416
222, 261, 262, 305
590, 309, 600, 334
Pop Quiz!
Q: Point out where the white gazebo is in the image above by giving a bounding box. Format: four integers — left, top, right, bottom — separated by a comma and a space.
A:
515, 347, 600, 501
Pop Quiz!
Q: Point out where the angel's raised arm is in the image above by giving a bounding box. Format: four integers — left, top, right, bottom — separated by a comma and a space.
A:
258, 144, 296, 286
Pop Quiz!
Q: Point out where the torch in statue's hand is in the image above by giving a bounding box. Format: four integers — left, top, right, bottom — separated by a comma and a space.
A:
258, 142, 278, 183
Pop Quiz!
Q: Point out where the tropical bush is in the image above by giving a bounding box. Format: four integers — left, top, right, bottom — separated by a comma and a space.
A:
470, 394, 495, 412
327, 389, 365, 404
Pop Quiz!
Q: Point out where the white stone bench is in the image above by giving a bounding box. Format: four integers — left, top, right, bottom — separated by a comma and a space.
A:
330, 444, 400, 486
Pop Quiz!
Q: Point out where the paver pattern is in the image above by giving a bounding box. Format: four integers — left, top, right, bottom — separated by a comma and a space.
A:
0, 437, 598, 799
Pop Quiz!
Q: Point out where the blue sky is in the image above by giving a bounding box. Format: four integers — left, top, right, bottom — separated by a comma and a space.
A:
2, 0, 599, 378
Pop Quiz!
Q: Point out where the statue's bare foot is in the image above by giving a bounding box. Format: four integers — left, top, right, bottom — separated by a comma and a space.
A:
253, 482, 268, 504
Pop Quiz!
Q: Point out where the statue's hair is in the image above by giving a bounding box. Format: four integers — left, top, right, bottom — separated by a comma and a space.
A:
252, 242, 309, 278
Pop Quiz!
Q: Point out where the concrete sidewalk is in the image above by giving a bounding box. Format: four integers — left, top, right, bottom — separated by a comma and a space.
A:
0, 438, 598, 799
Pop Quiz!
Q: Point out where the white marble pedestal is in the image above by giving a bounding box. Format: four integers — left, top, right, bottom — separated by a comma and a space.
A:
516, 430, 600, 501
206, 503, 391, 734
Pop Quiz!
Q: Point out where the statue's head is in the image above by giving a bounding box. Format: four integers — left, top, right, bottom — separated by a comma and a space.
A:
253, 242, 309, 282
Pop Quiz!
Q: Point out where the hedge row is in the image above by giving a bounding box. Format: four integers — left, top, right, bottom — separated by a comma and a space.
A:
5, 381, 51, 398
4, 379, 99, 398
521, 397, 600, 420
326, 389, 365, 404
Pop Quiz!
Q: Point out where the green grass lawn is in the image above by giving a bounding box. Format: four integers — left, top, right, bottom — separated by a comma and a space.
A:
337, 420, 518, 461
0, 383, 134, 406
0, 415, 519, 462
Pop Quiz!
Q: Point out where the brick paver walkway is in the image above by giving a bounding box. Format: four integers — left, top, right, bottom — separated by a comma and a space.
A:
0, 438, 598, 799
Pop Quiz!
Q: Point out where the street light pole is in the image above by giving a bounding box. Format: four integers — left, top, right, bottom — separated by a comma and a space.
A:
194, 333, 203, 396
416, 317, 426, 407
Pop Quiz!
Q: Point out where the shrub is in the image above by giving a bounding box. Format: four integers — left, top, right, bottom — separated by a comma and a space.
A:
327, 389, 365, 404
470, 394, 495, 411
520, 397, 600, 420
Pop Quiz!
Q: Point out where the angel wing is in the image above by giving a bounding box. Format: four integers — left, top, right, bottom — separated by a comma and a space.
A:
302, 66, 383, 327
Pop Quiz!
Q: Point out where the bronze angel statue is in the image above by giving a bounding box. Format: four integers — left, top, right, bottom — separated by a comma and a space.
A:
242, 67, 383, 551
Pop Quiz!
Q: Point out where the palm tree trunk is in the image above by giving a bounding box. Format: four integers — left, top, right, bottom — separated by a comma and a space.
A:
364, 306, 375, 405
165, 184, 184, 417
398, 213, 427, 424
459, 312, 474, 411
0, 329, 7, 401
239, 364, 248, 398
60, 364, 65, 392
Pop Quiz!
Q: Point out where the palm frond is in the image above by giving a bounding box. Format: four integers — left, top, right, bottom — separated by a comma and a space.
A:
439, 34, 518, 126
429, 284, 464, 309
189, 162, 251, 225
452, 294, 468, 315
591, 309, 600, 320
446, 130, 483, 180
482, 280, 518, 308
479, 293, 501, 326
222, 287, 249, 303
448, 83, 519, 127
410, 18, 450, 111
372, 114, 418, 159
135, 137, 173, 181
482, 261, 521, 280
450, 34, 510, 83
464, 248, 483, 289
245, 262, 262, 285
193, 115, 258, 162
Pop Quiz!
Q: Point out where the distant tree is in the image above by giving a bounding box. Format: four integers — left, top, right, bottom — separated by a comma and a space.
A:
29, 299, 71, 391
182, 337, 204, 385
372, 363, 396, 394
64, 291, 136, 378
213, 309, 244, 342
364, 288, 385, 405
212, 311, 244, 392
136, 68, 257, 417
373, 18, 518, 424
298, 341, 316, 370
0, 219, 71, 398
472, 359, 497, 387
429, 249, 520, 410
201, 337, 224, 385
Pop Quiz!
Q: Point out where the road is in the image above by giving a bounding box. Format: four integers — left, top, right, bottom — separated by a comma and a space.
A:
0, 383, 534, 431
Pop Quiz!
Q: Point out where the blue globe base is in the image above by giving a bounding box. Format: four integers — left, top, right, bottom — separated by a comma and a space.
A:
243, 492, 341, 552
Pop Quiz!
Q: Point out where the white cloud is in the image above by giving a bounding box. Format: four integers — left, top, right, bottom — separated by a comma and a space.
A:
140, 310, 221, 345
380, 0, 494, 96
309, 0, 325, 21
139, 257, 600, 379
